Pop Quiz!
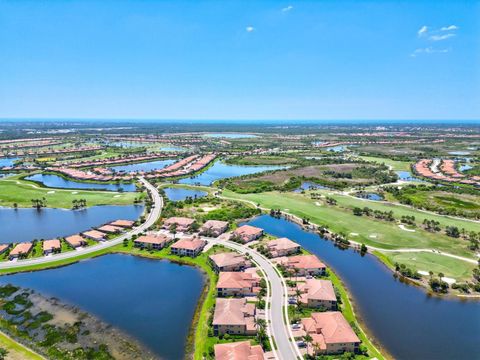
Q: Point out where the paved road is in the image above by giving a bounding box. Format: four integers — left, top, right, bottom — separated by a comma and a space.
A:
0, 177, 163, 270
205, 237, 302, 360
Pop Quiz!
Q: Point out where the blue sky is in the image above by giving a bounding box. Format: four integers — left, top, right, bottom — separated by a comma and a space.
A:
0, 0, 478, 120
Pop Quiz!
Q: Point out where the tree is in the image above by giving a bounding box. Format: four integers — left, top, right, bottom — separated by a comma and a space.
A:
353, 207, 363, 216
360, 243, 368, 256
303, 334, 313, 355
169, 223, 177, 239
0, 348, 8, 360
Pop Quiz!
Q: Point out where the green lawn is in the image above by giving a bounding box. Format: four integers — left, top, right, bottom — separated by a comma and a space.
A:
221, 190, 478, 259
0, 175, 141, 209
320, 191, 480, 232
384, 251, 476, 282
358, 156, 412, 171
0, 330, 43, 360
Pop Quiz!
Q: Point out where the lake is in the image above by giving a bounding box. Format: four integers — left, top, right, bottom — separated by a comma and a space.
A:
111, 159, 175, 173
204, 133, 258, 139
0, 205, 143, 243
164, 187, 207, 201
179, 161, 285, 186
0, 254, 204, 360
26, 174, 137, 192
243, 215, 480, 360
0, 157, 20, 168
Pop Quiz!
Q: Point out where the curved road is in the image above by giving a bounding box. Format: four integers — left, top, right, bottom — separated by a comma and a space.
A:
0, 178, 301, 360
0, 177, 163, 270
205, 236, 302, 360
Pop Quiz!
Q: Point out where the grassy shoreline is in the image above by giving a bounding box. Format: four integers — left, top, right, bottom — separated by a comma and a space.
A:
221, 190, 478, 283
0, 174, 141, 208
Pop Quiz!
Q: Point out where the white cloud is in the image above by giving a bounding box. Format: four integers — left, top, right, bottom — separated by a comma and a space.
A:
429, 33, 456, 41
246, 26, 255, 33
410, 47, 450, 57
440, 25, 458, 31
418, 25, 428, 37
282, 5, 293, 12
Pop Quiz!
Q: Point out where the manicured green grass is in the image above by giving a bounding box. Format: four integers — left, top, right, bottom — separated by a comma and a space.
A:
327, 269, 386, 360
0, 330, 42, 360
320, 191, 480, 232
358, 156, 411, 171
0, 174, 141, 209
222, 191, 479, 259
385, 251, 476, 282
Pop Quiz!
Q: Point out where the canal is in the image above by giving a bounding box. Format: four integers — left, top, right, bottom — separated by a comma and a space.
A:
243, 215, 480, 360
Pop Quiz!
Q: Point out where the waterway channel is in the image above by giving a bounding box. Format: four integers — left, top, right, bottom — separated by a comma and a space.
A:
243, 214, 480, 360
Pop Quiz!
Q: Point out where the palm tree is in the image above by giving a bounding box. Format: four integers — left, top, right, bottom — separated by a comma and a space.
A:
303, 334, 313, 356
170, 223, 177, 239
295, 288, 302, 307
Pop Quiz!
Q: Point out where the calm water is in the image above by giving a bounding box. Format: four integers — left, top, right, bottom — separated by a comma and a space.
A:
358, 193, 383, 201
0, 254, 204, 359
111, 159, 175, 173
396, 170, 421, 182
164, 187, 207, 201
0, 205, 143, 243
160, 146, 187, 152
448, 151, 471, 156
0, 157, 19, 168
243, 215, 480, 360
204, 133, 257, 139
459, 164, 473, 172
26, 174, 136, 192
0, 173, 14, 179
179, 161, 285, 186
293, 181, 331, 192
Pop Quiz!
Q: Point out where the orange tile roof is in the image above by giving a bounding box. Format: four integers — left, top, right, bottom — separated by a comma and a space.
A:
82, 230, 106, 240
214, 341, 265, 360
171, 237, 206, 251
267, 237, 300, 252
217, 272, 258, 290
110, 219, 135, 227
10, 242, 33, 256
302, 311, 360, 348
212, 298, 256, 327
209, 252, 247, 268
297, 279, 336, 303
283, 255, 326, 270
43, 239, 61, 252
234, 225, 263, 237
65, 234, 86, 247
97, 225, 123, 233
134, 234, 169, 246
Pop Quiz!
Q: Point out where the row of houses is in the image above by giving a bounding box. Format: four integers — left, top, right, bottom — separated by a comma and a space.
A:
414, 159, 480, 186
153, 218, 360, 358
2, 219, 135, 260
